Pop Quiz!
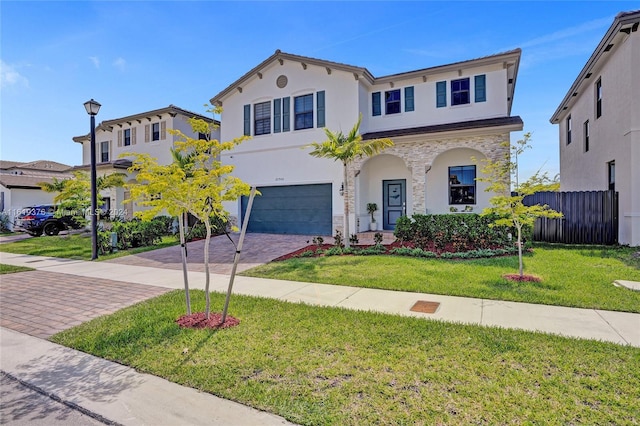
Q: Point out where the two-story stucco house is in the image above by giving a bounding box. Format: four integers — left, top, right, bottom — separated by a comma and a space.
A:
72, 105, 218, 219
550, 10, 640, 246
211, 49, 523, 236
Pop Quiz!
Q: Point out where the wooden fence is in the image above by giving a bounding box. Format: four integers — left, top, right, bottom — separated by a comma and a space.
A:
522, 190, 618, 245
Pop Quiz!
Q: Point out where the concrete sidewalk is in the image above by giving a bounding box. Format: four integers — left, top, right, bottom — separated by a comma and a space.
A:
2, 251, 639, 347
0, 328, 293, 425
1, 251, 639, 425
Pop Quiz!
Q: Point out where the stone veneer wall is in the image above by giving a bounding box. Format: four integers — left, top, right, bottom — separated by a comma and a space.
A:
347, 132, 511, 216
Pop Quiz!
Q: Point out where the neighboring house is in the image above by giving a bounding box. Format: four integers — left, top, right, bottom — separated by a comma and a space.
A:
0, 160, 73, 229
550, 10, 640, 246
210, 49, 523, 235
72, 105, 218, 220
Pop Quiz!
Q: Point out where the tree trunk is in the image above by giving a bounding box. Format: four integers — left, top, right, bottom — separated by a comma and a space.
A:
204, 219, 212, 319
517, 225, 523, 277
178, 212, 191, 315
343, 163, 350, 249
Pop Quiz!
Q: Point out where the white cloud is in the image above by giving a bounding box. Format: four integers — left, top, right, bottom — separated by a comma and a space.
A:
0, 60, 29, 89
89, 56, 100, 69
517, 16, 612, 50
112, 57, 126, 72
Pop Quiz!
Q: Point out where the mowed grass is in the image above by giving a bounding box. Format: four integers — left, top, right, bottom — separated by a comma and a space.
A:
52, 290, 640, 425
0, 234, 178, 261
242, 244, 640, 313
0, 264, 33, 274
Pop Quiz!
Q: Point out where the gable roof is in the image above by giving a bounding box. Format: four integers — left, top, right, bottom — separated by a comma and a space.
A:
73, 104, 218, 143
550, 10, 640, 123
209, 49, 521, 113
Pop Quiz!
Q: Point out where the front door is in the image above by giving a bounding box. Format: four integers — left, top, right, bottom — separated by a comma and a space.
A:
383, 179, 406, 230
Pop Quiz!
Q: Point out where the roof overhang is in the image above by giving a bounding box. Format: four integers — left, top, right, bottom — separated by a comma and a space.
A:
550, 10, 640, 123
362, 116, 523, 141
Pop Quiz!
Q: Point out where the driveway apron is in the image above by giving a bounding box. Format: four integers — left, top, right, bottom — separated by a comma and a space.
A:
0, 270, 170, 339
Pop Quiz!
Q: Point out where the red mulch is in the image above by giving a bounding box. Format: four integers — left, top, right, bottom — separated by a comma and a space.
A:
176, 312, 240, 329
502, 274, 541, 282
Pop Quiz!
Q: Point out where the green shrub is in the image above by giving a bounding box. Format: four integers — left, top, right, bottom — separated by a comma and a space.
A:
98, 216, 175, 254
393, 213, 522, 252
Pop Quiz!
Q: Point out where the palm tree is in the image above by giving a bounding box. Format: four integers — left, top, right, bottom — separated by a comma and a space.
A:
307, 115, 393, 247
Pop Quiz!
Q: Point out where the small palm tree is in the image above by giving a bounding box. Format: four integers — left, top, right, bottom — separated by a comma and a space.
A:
307, 115, 393, 247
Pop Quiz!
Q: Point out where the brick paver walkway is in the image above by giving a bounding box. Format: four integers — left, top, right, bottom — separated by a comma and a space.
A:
0, 271, 171, 339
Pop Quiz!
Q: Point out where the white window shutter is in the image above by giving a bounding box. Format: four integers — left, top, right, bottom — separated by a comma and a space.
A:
145, 124, 150, 143
117, 130, 122, 147
132, 127, 137, 145
161, 121, 166, 140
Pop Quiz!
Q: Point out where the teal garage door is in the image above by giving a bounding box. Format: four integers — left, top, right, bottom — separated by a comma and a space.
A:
240, 184, 332, 235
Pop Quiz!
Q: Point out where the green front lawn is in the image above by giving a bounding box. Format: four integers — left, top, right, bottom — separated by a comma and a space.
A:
242, 244, 640, 313
0, 234, 178, 261
52, 290, 640, 425
0, 264, 33, 274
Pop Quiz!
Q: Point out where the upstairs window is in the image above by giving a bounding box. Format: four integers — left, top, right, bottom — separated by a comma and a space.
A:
449, 165, 476, 205
385, 89, 401, 114
372, 92, 381, 116
152, 123, 160, 141
596, 79, 602, 119
451, 78, 470, 105
100, 141, 109, 162
566, 115, 572, 145
294, 94, 314, 130
584, 120, 590, 152
254, 101, 271, 135
123, 129, 131, 146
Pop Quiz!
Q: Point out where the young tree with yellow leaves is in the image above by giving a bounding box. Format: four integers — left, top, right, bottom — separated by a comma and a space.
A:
125, 109, 251, 318
476, 133, 562, 278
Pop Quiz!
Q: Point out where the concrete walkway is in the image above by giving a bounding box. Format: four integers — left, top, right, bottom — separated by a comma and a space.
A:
1, 250, 639, 425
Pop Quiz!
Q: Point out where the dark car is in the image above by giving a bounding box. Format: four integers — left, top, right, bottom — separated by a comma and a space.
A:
15, 205, 83, 237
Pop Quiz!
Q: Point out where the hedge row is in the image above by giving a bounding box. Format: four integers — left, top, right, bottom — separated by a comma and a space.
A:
98, 216, 174, 254
394, 213, 525, 252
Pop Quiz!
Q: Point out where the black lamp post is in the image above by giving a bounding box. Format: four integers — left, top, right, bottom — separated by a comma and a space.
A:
84, 99, 101, 260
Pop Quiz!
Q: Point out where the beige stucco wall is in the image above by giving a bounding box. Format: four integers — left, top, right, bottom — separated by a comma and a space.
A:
557, 30, 639, 245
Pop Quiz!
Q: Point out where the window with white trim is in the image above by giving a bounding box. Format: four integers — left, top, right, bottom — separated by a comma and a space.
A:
451, 78, 470, 105
254, 101, 271, 135
449, 165, 476, 204
100, 141, 109, 162
294, 94, 313, 130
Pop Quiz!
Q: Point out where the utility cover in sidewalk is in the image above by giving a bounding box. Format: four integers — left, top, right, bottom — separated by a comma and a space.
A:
410, 300, 440, 314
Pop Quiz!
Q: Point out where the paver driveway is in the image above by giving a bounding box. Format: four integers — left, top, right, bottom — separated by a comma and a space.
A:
0, 270, 170, 339
104, 233, 316, 274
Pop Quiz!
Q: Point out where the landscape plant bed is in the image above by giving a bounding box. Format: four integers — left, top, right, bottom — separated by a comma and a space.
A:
274, 240, 520, 261
51, 290, 640, 425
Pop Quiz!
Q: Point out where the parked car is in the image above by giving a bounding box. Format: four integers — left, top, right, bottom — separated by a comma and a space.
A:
14, 204, 83, 237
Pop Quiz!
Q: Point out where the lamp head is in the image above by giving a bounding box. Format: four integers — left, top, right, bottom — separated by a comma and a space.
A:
84, 99, 101, 116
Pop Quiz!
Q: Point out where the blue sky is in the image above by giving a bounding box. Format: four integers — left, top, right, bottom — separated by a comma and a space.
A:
1, 1, 636, 180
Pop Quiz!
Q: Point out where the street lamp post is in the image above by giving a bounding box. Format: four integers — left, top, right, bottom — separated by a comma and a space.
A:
84, 99, 101, 260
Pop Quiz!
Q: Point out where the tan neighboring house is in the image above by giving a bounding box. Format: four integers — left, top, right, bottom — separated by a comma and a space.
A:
0, 160, 73, 229
550, 10, 640, 246
72, 105, 218, 220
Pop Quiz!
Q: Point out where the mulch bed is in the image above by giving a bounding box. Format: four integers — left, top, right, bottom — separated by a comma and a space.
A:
176, 312, 240, 329
502, 274, 541, 282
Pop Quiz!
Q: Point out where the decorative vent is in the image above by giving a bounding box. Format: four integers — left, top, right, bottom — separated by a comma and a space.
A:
276, 75, 288, 89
